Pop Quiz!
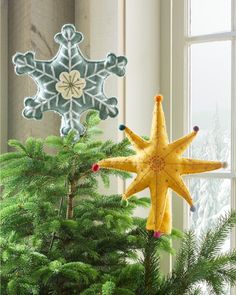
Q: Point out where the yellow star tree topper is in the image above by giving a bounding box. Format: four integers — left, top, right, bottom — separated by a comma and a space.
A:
93, 95, 227, 238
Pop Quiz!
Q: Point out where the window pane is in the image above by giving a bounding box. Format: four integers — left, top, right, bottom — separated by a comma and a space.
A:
189, 177, 231, 240
189, 0, 231, 36
189, 177, 231, 294
190, 41, 231, 168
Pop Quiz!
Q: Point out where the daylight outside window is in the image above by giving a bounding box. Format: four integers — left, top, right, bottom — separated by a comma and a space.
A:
186, 0, 235, 293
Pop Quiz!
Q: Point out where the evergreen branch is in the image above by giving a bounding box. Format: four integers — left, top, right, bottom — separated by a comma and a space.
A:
49, 195, 64, 252
102, 281, 116, 295
7, 139, 27, 153
136, 229, 162, 295
199, 211, 236, 259
161, 211, 236, 295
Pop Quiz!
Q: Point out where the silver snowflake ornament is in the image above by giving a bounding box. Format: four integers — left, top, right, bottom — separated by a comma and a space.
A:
12, 24, 127, 139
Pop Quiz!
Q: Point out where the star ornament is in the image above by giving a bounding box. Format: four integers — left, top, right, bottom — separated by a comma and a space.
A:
12, 24, 127, 139
93, 95, 227, 238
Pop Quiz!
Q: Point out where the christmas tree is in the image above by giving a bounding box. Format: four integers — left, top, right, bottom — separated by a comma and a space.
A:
0, 111, 144, 294
1, 112, 236, 294
0, 111, 179, 294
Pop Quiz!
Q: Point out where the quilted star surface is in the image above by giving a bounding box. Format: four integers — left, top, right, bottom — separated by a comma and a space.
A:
12, 24, 127, 139
96, 95, 225, 237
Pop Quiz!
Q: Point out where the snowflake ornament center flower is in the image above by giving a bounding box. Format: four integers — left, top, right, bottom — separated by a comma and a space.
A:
55, 70, 86, 100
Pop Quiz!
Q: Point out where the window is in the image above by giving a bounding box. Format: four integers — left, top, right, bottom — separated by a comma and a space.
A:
187, 0, 235, 238
168, 0, 236, 293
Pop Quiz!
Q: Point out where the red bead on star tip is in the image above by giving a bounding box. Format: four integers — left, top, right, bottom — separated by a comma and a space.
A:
193, 126, 199, 132
92, 163, 100, 172
153, 231, 162, 239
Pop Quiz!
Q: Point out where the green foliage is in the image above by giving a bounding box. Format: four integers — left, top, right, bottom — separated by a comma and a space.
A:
2, 111, 235, 294
0, 111, 161, 295
136, 211, 236, 295
102, 281, 116, 295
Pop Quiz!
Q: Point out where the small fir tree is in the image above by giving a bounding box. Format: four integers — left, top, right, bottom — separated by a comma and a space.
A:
1, 111, 236, 295
0, 111, 153, 295
0, 111, 179, 295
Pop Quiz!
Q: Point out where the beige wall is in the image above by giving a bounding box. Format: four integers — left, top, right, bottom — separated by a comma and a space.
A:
0, 0, 8, 153
75, 0, 121, 143
7, 0, 74, 143
125, 0, 160, 212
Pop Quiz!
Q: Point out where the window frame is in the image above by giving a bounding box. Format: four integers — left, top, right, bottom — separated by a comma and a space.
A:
162, 0, 236, 292
166, 0, 236, 229
186, 0, 236, 228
